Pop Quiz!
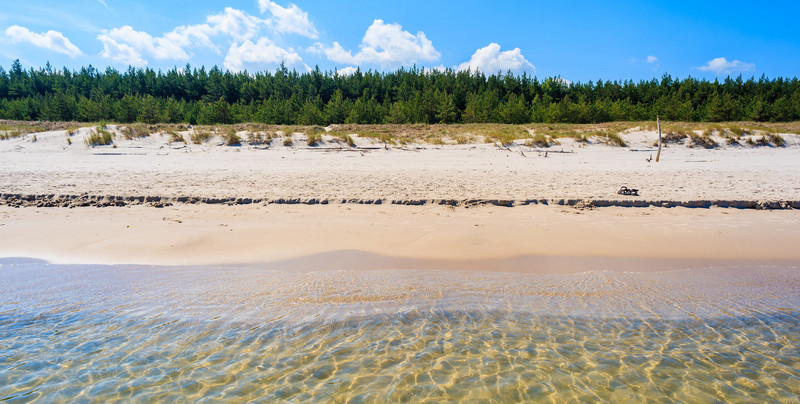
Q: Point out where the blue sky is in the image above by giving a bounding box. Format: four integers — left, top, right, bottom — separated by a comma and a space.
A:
2, 0, 799, 82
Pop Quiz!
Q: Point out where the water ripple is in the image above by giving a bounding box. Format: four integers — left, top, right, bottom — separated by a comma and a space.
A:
1, 261, 799, 401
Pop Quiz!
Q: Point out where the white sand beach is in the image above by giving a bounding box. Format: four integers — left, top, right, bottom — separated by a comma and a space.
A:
1, 124, 799, 269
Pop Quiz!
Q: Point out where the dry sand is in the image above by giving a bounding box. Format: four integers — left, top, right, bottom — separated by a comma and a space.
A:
1, 126, 799, 202
1, 126, 799, 271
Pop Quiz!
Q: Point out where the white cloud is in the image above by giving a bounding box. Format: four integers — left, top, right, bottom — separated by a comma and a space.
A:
206, 7, 265, 41
317, 19, 439, 69
258, 0, 318, 39
646, 55, 658, 63
99, 26, 189, 66
97, 0, 108, 7
336, 66, 358, 76
696, 57, 755, 75
98, 8, 269, 66
97, 36, 145, 66
5, 25, 82, 58
457, 43, 534, 74
223, 38, 304, 72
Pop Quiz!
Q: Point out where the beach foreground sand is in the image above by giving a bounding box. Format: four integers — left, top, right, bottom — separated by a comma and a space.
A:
2, 204, 798, 272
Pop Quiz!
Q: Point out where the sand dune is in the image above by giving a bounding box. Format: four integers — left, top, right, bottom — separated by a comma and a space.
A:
1, 126, 799, 203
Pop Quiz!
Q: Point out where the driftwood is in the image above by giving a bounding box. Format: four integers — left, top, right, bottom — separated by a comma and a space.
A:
528, 148, 574, 154
617, 186, 639, 196
656, 115, 663, 162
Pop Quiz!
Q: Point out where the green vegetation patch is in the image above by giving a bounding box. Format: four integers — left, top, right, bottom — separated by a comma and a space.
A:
85, 126, 114, 147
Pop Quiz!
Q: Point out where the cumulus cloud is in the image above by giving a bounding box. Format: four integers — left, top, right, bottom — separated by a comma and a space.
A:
224, 38, 304, 72
98, 35, 146, 66
98, 7, 272, 66
316, 19, 439, 69
696, 57, 755, 75
336, 66, 358, 76
259, 0, 318, 38
5, 25, 82, 58
646, 55, 658, 63
206, 7, 265, 41
98, 26, 189, 66
457, 43, 534, 74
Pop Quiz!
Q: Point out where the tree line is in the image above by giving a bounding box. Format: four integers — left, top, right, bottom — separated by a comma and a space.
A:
0, 60, 798, 125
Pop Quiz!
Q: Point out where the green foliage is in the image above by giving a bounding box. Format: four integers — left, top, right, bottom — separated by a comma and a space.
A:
0, 61, 799, 125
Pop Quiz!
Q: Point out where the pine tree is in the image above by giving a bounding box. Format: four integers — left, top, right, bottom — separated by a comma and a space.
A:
436, 91, 458, 123
137, 94, 161, 124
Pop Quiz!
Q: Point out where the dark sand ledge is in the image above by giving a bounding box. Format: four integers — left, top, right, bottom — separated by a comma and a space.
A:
1, 193, 799, 210
1, 204, 799, 271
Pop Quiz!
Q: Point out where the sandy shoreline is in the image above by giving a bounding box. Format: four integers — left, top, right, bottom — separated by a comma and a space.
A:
2, 204, 798, 272
1, 125, 799, 271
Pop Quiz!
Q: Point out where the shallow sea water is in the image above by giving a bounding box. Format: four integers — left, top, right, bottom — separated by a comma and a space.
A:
1, 259, 800, 402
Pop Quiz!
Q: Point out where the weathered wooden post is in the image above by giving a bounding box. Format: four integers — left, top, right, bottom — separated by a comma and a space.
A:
655, 115, 662, 162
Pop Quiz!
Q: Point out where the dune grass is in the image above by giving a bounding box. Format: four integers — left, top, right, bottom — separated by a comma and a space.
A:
120, 124, 150, 139
3, 120, 797, 148
245, 131, 272, 145
160, 122, 799, 148
222, 129, 242, 146
85, 126, 114, 147
189, 129, 213, 144
306, 130, 323, 146
168, 130, 186, 143
0, 124, 46, 140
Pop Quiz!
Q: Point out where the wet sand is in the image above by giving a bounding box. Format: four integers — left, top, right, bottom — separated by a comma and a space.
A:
1, 204, 798, 272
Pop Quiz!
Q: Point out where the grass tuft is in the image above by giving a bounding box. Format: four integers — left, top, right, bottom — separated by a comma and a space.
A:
688, 133, 718, 149
306, 131, 322, 146
120, 124, 150, 139
525, 133, 551, 148
246, 131, 272, 145
601, 132, 627, 147
85, 126, 114, 147
168, 130, 186, 143
190, 129, 212, 144
223, 129, 242, 146
0, 124, 45, 140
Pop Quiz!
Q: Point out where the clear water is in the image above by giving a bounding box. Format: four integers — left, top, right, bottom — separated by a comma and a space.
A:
1, 259, 799, 402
